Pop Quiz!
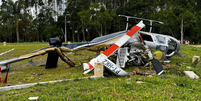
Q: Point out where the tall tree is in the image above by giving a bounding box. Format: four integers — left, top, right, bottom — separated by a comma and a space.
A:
78, 2, 115, 42
64, 0, 90, 42
1, 0, 32, 42
37, 5, 57, 41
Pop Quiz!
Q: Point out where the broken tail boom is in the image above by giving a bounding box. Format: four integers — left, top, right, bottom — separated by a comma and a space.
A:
0, 47, 75, 71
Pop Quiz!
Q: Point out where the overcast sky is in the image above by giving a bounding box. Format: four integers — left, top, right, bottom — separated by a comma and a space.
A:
0, 0, 17, 5
0, 0, 66, 21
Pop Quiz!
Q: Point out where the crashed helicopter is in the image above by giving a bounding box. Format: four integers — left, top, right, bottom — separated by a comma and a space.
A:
0, 15, 183, 77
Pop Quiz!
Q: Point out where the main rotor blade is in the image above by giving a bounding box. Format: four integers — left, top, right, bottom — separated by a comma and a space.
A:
151, 58, 165, 75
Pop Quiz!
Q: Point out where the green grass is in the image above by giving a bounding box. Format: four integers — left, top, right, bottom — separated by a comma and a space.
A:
0, 43, 201, 100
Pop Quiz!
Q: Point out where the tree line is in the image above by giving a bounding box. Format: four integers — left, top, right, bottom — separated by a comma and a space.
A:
0, 0, 201, 44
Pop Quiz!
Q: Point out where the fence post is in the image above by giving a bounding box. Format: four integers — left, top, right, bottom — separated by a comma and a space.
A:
192, 56, 200, 63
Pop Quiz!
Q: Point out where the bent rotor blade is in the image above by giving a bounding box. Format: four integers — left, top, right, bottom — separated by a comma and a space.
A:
54, 48, 75, 67
151, 58, 165, 75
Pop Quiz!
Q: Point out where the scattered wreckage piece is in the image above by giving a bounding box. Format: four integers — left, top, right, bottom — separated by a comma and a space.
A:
183, 71, 199, 79
132, 71, 149, 76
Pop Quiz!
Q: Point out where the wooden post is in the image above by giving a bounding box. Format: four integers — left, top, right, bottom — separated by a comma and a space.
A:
192, 56, 200, 63
94, 62, 104, 77
3, 42, 6, 46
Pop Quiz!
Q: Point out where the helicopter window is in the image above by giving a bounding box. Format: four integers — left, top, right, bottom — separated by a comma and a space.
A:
168, 38, 177, 48
167, 38, 177, 54
156, 35, 166, 44
140, 34, 153, 42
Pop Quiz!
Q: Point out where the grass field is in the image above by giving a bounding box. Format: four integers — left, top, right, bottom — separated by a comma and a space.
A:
0, 42, 201, 100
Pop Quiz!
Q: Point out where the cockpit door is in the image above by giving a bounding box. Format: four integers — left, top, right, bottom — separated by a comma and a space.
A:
154, 35, 168, 52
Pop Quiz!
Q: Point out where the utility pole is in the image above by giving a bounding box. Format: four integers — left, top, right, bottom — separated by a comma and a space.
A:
35, 0, 39, 42
54, 0, 58, 21
65, 16, 67, 42
181, 19, 183, 44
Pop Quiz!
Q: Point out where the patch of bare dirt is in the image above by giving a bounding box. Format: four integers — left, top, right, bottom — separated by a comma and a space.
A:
162, 64, 171, 69
189, 45, 201, 47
